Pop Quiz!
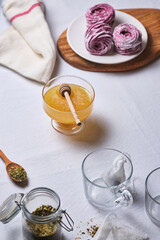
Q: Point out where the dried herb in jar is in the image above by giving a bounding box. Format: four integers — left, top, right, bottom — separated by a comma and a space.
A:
23, 205, 61, 240
32, 205, 56, 216
8, 166, 27, 182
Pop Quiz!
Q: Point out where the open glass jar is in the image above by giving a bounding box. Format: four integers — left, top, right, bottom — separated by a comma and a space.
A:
0, 187, 74, 240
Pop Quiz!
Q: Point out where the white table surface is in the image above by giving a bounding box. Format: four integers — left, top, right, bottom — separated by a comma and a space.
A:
0, 0, 160, 239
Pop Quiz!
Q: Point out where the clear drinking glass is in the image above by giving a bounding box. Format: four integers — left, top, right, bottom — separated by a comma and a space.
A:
82, 148, 133, 209
42, 75, 95, 135
145, 167, 160, 226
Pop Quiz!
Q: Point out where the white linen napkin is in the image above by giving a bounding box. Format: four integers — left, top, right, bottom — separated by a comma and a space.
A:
94, 214, 149, 240
0, 0, 56, 83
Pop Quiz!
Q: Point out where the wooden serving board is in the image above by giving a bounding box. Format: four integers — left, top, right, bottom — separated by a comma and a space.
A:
57, 9, 160, 72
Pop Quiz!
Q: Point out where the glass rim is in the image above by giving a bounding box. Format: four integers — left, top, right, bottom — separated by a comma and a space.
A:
81, 147, 133, 190
145, 167, 160, 205
42, 75, 95, 114
22, 187, 61, 223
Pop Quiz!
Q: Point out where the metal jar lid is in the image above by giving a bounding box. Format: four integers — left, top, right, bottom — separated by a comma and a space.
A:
0, 193, 24, 224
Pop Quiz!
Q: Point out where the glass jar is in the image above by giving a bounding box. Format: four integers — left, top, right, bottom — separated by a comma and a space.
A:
0, 187, 74, 240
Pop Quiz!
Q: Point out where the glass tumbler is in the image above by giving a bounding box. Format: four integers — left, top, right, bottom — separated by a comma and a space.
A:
145, 167, 160, 226
82, 148, 133, 209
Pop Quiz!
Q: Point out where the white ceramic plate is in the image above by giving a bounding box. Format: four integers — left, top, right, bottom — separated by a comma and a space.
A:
67, 11, 148, 64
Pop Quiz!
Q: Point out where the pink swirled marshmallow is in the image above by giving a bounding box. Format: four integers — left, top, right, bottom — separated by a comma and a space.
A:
113, 23, 142, 55
85, 22, 113, 55
86, 3, 115, 27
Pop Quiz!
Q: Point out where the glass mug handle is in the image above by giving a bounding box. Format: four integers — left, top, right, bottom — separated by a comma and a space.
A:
114, 188, 133, 207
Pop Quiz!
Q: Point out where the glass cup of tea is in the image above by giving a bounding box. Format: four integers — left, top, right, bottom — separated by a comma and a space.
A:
42, 75, 95, 135
145, 167, 160, 227
82, 148, 133, 209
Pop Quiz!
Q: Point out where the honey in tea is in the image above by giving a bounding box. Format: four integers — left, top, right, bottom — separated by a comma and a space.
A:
43, 84, 93, 124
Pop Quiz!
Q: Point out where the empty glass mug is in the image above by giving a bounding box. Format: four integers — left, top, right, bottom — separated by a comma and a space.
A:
145, 167, 160, 226
82, 148, 133, 209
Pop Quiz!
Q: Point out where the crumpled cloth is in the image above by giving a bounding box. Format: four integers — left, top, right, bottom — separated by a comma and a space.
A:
0, 0, 56, 83
94, 214, 149, 240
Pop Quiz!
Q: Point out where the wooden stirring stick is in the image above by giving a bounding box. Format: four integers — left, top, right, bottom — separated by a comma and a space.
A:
59, 84, 81, 126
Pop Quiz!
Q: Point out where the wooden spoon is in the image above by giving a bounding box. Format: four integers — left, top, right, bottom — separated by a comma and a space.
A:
0, 150, 27, 183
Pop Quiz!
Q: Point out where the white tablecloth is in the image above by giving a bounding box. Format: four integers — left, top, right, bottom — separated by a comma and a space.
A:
0, 0, 160, 239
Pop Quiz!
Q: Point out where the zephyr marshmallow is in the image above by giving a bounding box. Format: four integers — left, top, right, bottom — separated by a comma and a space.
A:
113, 23, 142, 55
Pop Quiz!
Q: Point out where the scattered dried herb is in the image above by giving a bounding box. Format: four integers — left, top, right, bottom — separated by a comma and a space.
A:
75, 218, 99, 239
8, 166, 27, 182
87, 225, 99, 237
